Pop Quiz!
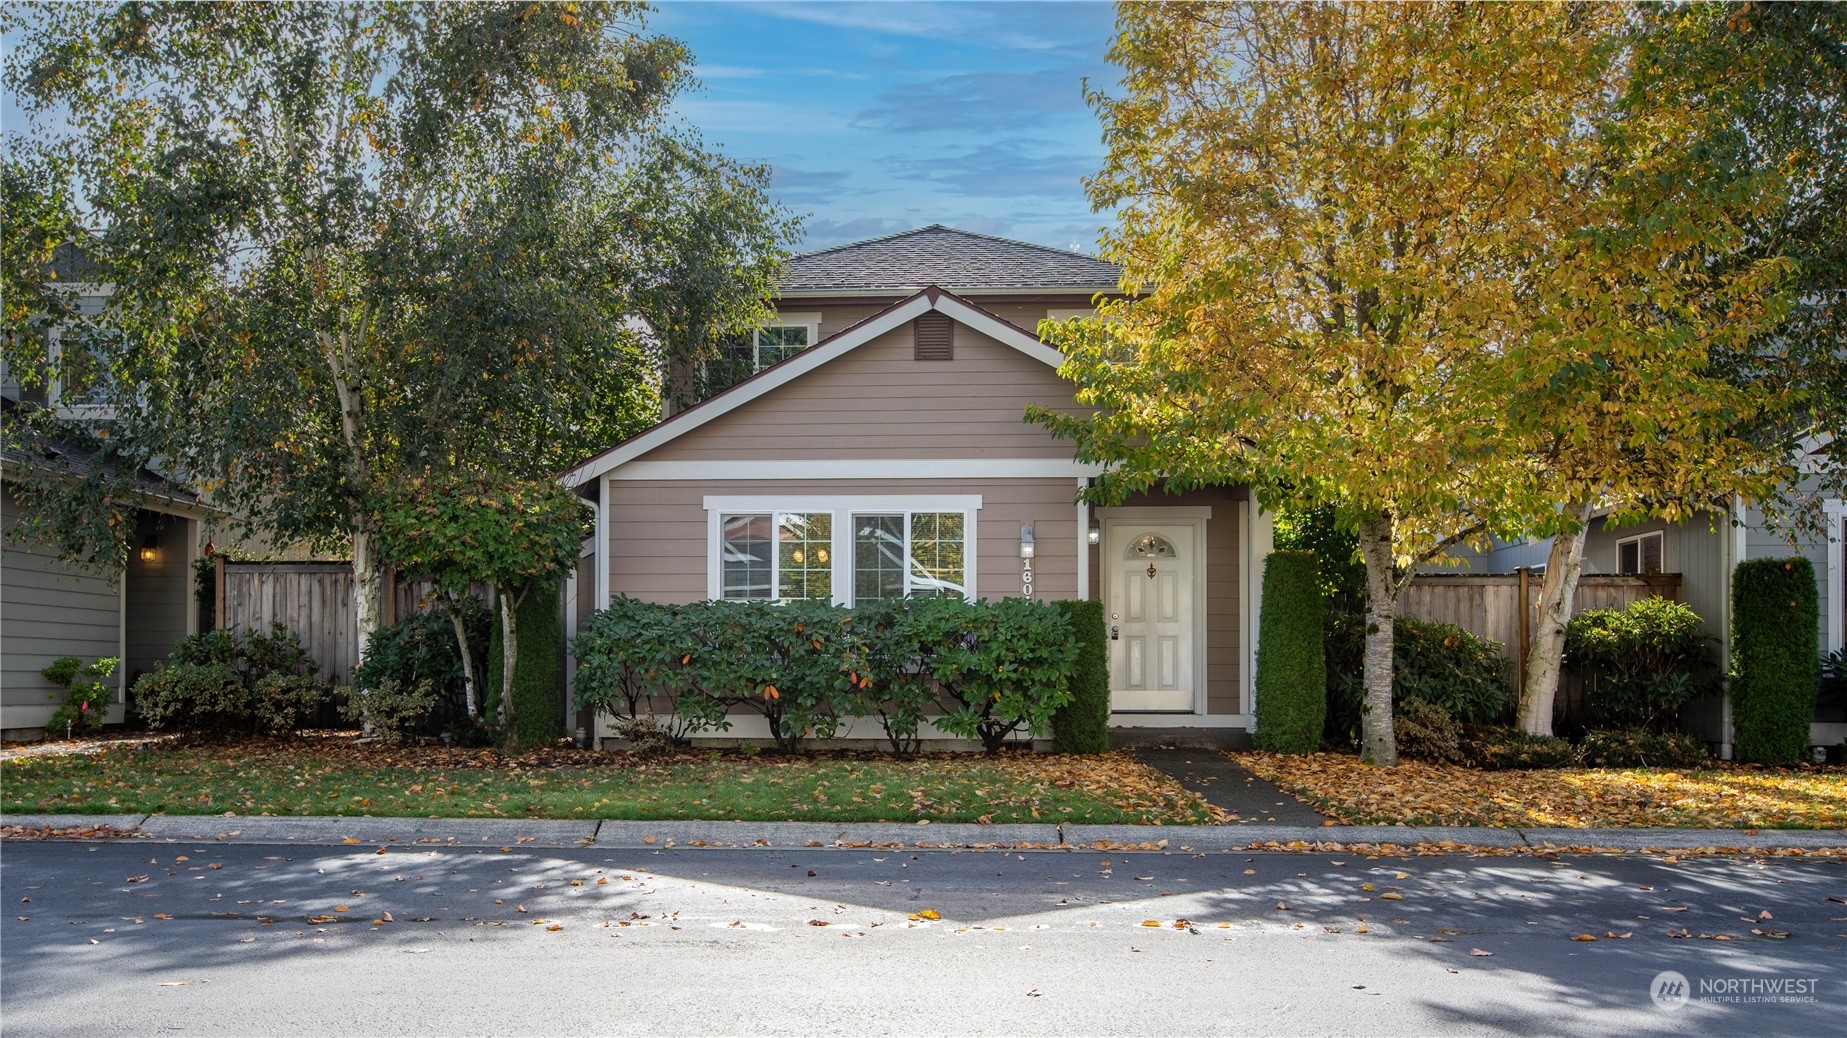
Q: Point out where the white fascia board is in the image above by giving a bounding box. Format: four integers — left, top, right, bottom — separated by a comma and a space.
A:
613, 459, 1102, 481
777, 286, 1118, 299
703, 494, 984, 513
562, 289, 1075, 488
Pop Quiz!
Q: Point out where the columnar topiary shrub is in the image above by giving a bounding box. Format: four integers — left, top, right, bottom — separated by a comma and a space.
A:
1255, 551, 1326, 753
1730, 557, 1820, 765
1051, 599, 1111, 754
488, 576, 564, 750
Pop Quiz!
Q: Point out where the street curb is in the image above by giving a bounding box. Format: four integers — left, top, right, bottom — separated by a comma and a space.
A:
5, 812, 1844, 853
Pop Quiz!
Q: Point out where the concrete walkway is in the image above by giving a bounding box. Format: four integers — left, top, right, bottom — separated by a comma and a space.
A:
1126, 746, 1327, 825
5, 811, 1843, 853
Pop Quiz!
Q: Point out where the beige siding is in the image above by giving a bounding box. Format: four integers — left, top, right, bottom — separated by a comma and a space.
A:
607, 478, 1082, 605
1109, 486, 1246, 717
646, 322, 1081, 461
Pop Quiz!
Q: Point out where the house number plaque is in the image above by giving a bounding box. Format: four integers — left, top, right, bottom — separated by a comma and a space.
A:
1021, 556, 1033, 598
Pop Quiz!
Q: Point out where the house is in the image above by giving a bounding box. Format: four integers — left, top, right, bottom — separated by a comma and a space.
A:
1, 403, 214, 739
1, 247, 231, 739
1439, 447, 1845, 755
563, 225, 1273, 747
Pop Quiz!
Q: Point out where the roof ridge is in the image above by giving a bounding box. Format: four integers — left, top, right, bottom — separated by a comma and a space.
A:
790, 223, 1109, 264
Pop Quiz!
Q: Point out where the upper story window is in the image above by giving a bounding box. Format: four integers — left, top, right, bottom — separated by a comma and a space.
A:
1616, 531, 1664, 575
726, 312, 823, 374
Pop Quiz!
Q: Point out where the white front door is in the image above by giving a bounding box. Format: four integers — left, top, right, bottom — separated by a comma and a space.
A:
1106, 523, 1197, 711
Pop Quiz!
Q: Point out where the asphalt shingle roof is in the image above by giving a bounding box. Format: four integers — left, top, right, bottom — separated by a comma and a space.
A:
779, 224, 1121, 294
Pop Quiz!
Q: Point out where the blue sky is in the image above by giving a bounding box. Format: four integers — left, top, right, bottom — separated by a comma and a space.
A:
648, 1, 1120, 252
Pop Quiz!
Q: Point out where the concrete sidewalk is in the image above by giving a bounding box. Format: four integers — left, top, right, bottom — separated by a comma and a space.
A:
5, 811, 1843, 853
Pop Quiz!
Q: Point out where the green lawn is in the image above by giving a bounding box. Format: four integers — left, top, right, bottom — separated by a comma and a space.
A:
0, 741, 1223, 825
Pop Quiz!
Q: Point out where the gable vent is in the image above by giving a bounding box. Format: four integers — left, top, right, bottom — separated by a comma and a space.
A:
913, 312, 954, 361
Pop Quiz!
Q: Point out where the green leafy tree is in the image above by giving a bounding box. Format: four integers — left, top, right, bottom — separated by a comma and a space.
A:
371, 471, 584, 742
1, 3, 794, 643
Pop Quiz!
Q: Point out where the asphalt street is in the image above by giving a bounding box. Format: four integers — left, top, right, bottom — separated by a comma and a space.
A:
2, 840, 1841, 1037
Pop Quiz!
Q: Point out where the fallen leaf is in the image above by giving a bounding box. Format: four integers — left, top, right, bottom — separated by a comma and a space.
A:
1604, 931, 1631, 939
1469, 948, 1494, 956
1140, 920, 1161, 928
1572, 934, 1597, 942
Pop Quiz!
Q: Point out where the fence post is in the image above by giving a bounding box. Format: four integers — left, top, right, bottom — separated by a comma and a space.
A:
214, 555, 226, 633
1515, 565, 1531, 701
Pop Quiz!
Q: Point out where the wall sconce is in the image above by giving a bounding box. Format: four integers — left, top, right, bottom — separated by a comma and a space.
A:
1087, 519, 1101, 546
1018, 523, 1035, 560
138, 535, 159, 562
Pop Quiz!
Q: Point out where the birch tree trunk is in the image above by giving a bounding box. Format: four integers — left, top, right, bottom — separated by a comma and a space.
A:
1356, 515, 1400, 767
497, 587, 520, 735
446, 595, 480, 718
351, 528, 383, 669
1518, 501, 1595, 735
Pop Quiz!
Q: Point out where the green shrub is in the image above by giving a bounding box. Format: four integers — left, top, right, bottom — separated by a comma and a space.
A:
1254, 551, 1326, 753
1326, 616, 1513, 745
915, 597, 1077, 753
339, 678, 439, 743
1731, 557, 1821, 765
572, 595, 1078, 753
1566, 598, 1709, 730
42, 656, 117, 736
1396, 698, 1463, 763
487, 577, 564, 749
356, 605, 489, 694
1459, 725, 1578, 770
135, 663, 249, 733
1051, 599, 1111, 755
1578, 728, 1710, 769
251, 673, 329, 735
133, 625, 320, 735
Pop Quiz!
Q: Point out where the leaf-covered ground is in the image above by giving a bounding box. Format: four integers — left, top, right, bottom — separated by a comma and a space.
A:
0, 739, 1225, 825
1239, 751, 1847, 829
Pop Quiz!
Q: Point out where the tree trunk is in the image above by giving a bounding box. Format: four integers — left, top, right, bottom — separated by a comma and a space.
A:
497, 586, 520, 738
352, 528, 383, 666
1356, 515, 1400, 767
446, 595, 479, 719
1518, 501, 1594, 735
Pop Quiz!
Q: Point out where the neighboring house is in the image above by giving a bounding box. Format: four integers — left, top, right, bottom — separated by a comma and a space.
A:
1, 401, 213, 739
1439, 447, 1845, 754
564, 226, 1273, 747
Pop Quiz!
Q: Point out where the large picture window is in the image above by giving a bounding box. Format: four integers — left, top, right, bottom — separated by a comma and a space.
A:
711, 497, 977, 605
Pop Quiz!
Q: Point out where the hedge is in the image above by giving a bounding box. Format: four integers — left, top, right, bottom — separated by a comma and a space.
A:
132, 625, 329, 736
1254, 551, 1325, 753
572, 595, 1078, 753
1730, 557, 1819, 765
1051, 599, 1110, 754
1324, 615, 1512, 746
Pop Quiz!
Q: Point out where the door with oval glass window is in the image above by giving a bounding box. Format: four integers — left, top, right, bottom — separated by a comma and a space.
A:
1105, 524, 1196, 711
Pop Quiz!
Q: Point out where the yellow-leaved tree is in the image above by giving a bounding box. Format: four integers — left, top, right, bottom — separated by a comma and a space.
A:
1035, 2, 1795, 763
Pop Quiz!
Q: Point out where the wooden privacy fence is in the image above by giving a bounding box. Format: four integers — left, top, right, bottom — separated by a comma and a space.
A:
1400, 571, 1682, 699
214, 560, 489, 684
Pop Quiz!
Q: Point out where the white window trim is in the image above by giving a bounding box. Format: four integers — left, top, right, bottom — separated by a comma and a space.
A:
1615, 530, 1666, 575
46, 323, 118, 420
748, 312, 822, 371
704, 495, 981, 605
1825, 498, 1844, 654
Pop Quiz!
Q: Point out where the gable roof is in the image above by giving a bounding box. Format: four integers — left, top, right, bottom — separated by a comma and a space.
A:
562, 286, 1066, 488
1, 397, 207, 514
779, 225, 1120, 295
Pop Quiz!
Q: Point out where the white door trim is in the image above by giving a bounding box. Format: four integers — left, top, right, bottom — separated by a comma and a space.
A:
1101, 516, 1208, 714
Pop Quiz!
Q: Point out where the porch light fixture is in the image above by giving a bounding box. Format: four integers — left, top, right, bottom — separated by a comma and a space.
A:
1087, 519, 1101, 546
1018, 523, 1035, 560
138, 535, 159, 562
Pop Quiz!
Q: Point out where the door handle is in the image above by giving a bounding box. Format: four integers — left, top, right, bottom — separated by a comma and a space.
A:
1110, 625, 1119, 640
